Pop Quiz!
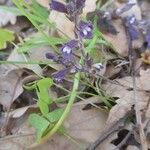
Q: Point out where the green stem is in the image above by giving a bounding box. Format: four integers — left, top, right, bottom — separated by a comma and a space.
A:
13, 0, 55, 47
38, 72, 80, 144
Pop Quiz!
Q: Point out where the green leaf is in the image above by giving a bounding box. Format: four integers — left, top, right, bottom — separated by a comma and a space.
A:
17, 35, 66, 53
36, 78, 53, 104
46, 108, 64, 123
0, 28, 15, 49
31, 0, 49, 19
28, 114, 50, 139
38, 100, 49, 115
35, 78, 53, 115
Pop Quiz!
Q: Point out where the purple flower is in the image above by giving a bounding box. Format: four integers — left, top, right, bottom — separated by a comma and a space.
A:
79, 21, 93, 39
124, 15, 138, 40
49, 0, 85, 20
146, 27, 150, 49
116, 1, 135, 16
76, 0, 86, 9
46, 52, 58, 61
52, 67, 70, 82
50, 0, 67, 13
60, 40, 78, 62
97, 12, 118, 35
92, 63, 104, 71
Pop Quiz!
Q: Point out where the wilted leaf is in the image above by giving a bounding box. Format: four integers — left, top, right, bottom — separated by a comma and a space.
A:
8, 49, 42, 76
103, 20, 128, 57
0, 28, 15, 49
0, 69, 23, 108
112, 69, 150, 91
0, 122, 35, 150
0, 10, 17, 27
126, 145, 139, 150
65, 100, 108, 143
102, 76, 150, 124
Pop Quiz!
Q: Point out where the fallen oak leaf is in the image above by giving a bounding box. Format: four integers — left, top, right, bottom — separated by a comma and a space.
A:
64, 100, 108, 143
0, 69, 23, 109
0, 9, 17, 27
102, 77, 149, 124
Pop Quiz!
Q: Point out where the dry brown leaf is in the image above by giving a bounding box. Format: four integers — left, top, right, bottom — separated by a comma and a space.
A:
8, 49, 42, 75
65, 101, 108, 143
140, 0, 150, 19
113, 69, 150, 91
139, 69, 150, 91
104, 64, 121, 78
102, 77, 150, 124
30, 46, 64, 71
103, 19, 128, 57
11, 105, 37, 118
0, 69, 23, 109
0, 47, 43, 108
126, 145, 140, 150
0, 10, 17, 27
0, 122, 35, 150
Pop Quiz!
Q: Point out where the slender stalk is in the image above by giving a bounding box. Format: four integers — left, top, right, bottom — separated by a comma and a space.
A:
30, 72, 80, 147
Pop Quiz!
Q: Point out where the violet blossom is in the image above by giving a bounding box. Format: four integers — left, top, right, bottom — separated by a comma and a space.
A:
60, 40, 78, 62
79, 21, 93, 39
115, 0, 135, 16
46, 0, 102, 83
50, 0, 85, 21
124, 15, 139, 40
146, 27, 150, 49
52, 67, 71, 82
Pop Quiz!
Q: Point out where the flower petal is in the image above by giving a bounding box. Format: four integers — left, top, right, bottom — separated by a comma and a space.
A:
146, 27, 150, 49
46, 52, 57, 61
76, 0, 86, 9
52, 68, 70, 82
125, 15, 138, 40
60, 40, 78, 63
116, 2, 135, 15
79, 21, 93, 39
50, 0, 67, 13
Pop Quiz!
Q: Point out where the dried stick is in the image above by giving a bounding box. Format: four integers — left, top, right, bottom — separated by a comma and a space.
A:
124, 19, 148, 150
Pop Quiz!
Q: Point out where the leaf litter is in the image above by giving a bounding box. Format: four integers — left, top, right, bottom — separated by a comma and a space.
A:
0, 0, 150, 150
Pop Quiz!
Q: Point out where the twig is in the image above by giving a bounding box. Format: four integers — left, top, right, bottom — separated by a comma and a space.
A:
132, 74, 148, 150
124, 19, 148, 150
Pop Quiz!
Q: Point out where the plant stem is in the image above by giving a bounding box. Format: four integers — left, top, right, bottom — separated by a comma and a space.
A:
30, 72, 80, 147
